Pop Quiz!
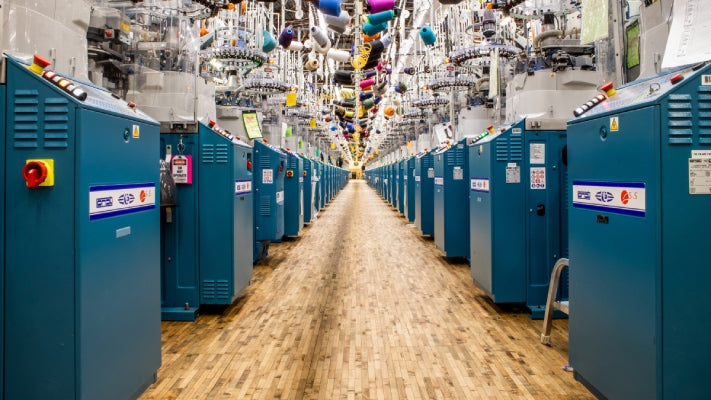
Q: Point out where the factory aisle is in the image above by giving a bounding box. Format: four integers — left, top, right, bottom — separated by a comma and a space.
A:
140, 180, 592, 400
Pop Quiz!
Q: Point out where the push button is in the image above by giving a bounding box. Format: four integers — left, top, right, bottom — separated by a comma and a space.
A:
22, 159, 54, 188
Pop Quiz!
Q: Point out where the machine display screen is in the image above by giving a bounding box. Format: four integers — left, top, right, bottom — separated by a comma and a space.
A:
243, 112, 263, 139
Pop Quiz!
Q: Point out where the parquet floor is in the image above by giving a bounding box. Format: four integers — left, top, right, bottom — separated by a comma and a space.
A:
139, 180, 593, 400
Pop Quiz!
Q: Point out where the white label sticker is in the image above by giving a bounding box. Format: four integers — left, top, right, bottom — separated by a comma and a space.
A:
506, 165, 521, 184
427, 168, 435, 178
530, 143, 546, 165
689, 158, 711, 194
530, 167, 546, 189
434, 177, 444, 186
276, 190, 284, 204
610, 116, 619, 132
299, 177, 304, 183
263, 169, 274, 184
512, 128, 522, 134
453, 166, 464, 180
703, 75, 711, 86
403, 176, 408, 181
572, 181, 646, 216
89, 183, 156, 220
471, 178, 490, 192
415, 175, 421, 182
235, 179, 252, 195
692, 150, 711, 159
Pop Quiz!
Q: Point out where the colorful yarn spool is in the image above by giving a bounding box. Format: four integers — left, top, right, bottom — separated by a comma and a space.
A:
278, 27, 294, 48
367, 0, 395, 13
363, 21, 387, 37
419, 26, 436, 46
262, 30, 277, 52
318, 0, 342, 17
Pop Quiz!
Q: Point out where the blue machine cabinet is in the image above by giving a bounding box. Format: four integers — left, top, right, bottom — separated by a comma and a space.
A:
316, 161, 324, 210
197, 122, 253, 304
567, 65, 711, 400
160, 132, 200, 319
301, 156, 314, 223
468, 121, 526, 302
3, 55, 160, 399
0, 63, 5, 396
398, 159, 406, 215
521, 119, 568, 317
406, 157, 416, 222
253, 140, 286, 261
434, 140, 469, 259
284, 151, 304, 236
389, 163, 397, 207
160, 123, 253, 317
415, 150, 435, 236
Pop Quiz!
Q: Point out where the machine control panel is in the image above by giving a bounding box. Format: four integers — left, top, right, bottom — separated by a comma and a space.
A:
573, 64, 706, 119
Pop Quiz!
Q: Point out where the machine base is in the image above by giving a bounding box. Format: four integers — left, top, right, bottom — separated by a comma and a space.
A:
574, 371, 608, 400
161, 307, 199, 321
128, 373, 158, 400
527, 305, 569, 320
254, 240, 270, 265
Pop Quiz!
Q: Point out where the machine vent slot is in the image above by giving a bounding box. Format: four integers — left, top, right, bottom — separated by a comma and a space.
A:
667, 94, 693, 145
495, 138, 508, 161
697, 87, 711, 144
509, 135, 523, 161
288, 157, 297, 169
422, 156, 434, 168
43, 98, 69, 148
260, 155, 271, 169
215, 144, 229, 164
13, 89, 40, 148
201, 280, 230, 301
201, 144, 215, 164
260, 195, 271, 216
455, 147, 465, 166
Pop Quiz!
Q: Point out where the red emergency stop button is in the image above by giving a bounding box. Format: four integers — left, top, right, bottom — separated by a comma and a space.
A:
22, 161, 49, 188
286, 170, 294, 178
670, 73, 684, 85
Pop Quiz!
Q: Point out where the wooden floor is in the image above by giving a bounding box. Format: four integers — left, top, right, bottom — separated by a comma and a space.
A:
140, 180, 593, 400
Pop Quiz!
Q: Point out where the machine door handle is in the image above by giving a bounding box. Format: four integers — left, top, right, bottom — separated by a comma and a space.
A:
537, 204, 545, 216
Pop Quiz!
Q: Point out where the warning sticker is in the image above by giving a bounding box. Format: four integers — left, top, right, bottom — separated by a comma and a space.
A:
263, 169, 274, 184
530, 167, 546, 189
506, 165, 521, 184
132, 125, 140, 138
434, 177, 444, 186
689, 158, 711, 194
171, 155, 192, 184
610, 116, 619, 132
530, 143, 546, 165
453, 166, 464, 180
692, 150, 711, 159
415, 175, 421, 182
427, 168, 435, 178
276, 190, 284, 204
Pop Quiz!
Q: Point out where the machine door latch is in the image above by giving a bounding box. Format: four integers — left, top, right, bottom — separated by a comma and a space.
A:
536, 204, 545, 216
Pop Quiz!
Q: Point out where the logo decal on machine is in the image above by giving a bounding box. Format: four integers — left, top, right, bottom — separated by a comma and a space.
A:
470, 178, 490, 193
235, 179, 252, 195
572, 181, 645, 217
89, 183, 156, 220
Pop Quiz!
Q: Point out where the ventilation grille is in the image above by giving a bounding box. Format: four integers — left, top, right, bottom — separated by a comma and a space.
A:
495, 138, 508, 161
201, 280, 230, 301
667, 94, 693, 145
43, 98, 69, 148
422, 156, 434, 168
495, 134, 523, 162
260, 195, 271, 216
201, 144, 214, 163
215, 144, 229, 164
13, 89, 39, 148
288, 156, 298, 169
698, 87, 711, 144
454, 146, 466, 166
259, 155, 271, 169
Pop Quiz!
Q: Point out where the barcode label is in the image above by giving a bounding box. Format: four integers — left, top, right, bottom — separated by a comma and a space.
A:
703, 75, 711, 85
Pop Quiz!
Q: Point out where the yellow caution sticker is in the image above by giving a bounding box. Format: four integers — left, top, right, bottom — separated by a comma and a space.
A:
133, 125, 140, 138
610, 117, 619, 132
